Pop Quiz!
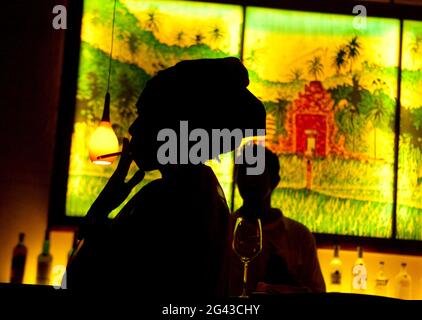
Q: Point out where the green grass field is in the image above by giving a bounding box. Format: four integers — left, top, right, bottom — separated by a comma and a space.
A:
233, 186, 393, 238
232, 154, 395, 238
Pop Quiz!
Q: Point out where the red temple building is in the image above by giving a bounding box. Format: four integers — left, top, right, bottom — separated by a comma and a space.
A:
269, 81, 347, 158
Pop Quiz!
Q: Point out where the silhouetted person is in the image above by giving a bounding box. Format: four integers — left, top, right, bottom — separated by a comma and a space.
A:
229, 146, 325, 295
66, 57, 266, 298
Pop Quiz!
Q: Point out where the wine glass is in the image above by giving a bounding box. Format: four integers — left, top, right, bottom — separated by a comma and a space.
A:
232, 216, 263, 298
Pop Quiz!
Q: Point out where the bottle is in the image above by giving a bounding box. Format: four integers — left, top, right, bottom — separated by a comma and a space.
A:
36, 230, 53, 285
351, 246, 367, 293
10, 232, 27, 284
394, 263, 412, 300
329, 245, 343, 292
374, 261, 389, 296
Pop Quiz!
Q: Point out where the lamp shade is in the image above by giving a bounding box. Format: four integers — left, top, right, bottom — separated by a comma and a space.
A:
88, 121, 119, 165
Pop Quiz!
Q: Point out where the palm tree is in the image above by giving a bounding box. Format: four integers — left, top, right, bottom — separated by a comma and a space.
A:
307, 56, 324, 81
209, 26, 224, 44
176, 31, 185, 45
144, 9, 160, 33
372, 78, 387, 93
346, 36, 361, 73
347, 75, 362, 152
351, 75, 362, 107
194, 32, 205, 45
367, 103, 384, 159
367, 78, 387, 159
244, 42, 265, 69
288, 68, 304, 82
333, 46, 347, 75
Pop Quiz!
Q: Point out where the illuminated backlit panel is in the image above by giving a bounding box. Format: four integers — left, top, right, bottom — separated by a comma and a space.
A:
239, 7, 400, 237
397, 20, 422, 240
66, 0, 243, 217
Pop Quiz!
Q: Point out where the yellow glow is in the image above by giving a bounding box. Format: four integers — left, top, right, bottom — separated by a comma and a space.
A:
88, 121, 119, 165
318, 248, 422, 299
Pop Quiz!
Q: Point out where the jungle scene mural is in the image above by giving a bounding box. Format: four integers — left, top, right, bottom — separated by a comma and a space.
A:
66, 0, 243, 218
397, 20, 422, 240
234, 7, 401, 238
66, 0, 421, 240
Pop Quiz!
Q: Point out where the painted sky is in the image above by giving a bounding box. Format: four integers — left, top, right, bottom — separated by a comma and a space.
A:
244, 7, 400, 84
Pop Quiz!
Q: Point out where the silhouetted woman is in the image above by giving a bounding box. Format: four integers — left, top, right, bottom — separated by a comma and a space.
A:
66, 57, 265, 298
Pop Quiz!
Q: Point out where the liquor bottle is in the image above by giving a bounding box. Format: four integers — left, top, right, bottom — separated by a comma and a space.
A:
351, 246, 367, 293
394, 263, 412, 300
10, 232, 27, 284
329, 245, 343, 292
36, 230, 53, 285
374, 261, 389, 296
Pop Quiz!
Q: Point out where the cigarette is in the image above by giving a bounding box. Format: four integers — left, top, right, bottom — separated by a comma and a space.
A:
96, 151, 122, 160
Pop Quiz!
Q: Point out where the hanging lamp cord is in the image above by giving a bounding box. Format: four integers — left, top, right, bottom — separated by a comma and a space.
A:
106, 0, 117, 93
101, 0, 117, 122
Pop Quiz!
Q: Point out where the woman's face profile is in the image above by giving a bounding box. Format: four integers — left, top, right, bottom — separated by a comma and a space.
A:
129, 115, 160, 171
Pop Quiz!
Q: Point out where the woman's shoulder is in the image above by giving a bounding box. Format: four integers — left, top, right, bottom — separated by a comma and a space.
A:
113, 178, 164, 221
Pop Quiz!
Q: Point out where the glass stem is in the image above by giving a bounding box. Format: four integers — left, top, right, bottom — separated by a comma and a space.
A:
241, 261, 249, 298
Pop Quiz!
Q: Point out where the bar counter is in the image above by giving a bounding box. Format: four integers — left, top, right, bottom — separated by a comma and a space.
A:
0, 282, 419, 319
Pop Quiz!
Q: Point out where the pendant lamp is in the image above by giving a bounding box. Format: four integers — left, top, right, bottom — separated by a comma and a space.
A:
88, 0, 119, 165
